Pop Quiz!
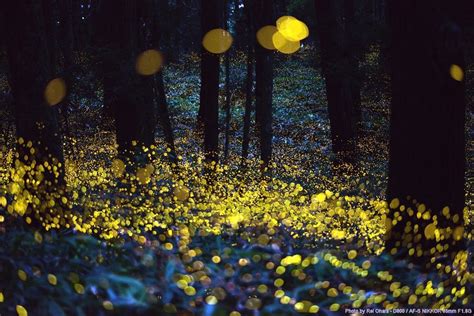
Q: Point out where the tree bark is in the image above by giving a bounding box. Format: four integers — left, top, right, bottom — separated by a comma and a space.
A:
4, 0, 66, 198
314, 0, 361, 165
254, 0, 274, 166
151, 0, 176, 158
95, 0, 156, 160
72, 0, 84, 50
155, 73, 176, 156
386, 0, 466, 266
241, 0, 254, 161
223, 0, 232, 160
199, 0, 222, 162
42, 0, 59, 74
59, 0, 75, 150
59, 0, 75, 70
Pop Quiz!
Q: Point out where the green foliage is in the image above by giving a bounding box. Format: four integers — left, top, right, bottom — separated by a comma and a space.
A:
1, 223, 471, 315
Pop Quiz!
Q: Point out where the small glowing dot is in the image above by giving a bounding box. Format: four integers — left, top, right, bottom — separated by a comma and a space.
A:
389, 198, 400, 209
245, 298, 262, 310
74, 283, 85, 294
205, 295, 218, 305
184, 286, 196, 296
238, 258, 248, 266
348, 250, 358, 260
329, 303, 340, 311
18, 270, 27, 281
47, 274, 57, 285
327, 287, 339, 297
174, 186, 190, 201
309, 305, 319, 313
111, 159, 126, 178
103, 300, 114, 310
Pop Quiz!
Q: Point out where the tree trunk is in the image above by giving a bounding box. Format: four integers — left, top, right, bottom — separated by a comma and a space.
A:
59, 0, 74, 70
155, 73, 176, 156
72, 0, 83, 50
199, 0, 222, 162
223, 0, 232, 160
254, 0, 274, 166
241, 0, 254, 161
95, 0, 156, 160
59, 0, 75, 150
344, 0, 362, 126
151, 0, 176, 158
42, 0, 59, 74
314, 0, 361, 165
4, 0, 66, 204
386, 0, 466, 267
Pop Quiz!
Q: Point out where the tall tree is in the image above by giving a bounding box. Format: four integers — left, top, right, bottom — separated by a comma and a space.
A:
223, 0, 232, 160
254, 0, 274, 166
72, 0, 84, 50
3, 0, 66, 200
241, 0, 255, 161
314, 0, 361, 165
386, 0, 466, 264
95, 0, 156, 160
199, 0, 223, 162
42, 0, 59, 74
59, 0, 74, 71
151, 0, 177, 158
58, 0, 75, 150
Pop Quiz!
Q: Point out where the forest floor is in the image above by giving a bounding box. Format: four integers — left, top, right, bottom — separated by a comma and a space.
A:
0, 47, 473, 315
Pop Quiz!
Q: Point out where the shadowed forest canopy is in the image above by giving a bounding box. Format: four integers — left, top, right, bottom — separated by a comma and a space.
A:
0, 0, 473, 315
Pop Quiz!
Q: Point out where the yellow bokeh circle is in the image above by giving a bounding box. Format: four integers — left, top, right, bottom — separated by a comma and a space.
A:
16, 305, 28, 316
450, 64, 464, 82
136, 49, 163, 76
276, 16, 309, 42
257, 25, 278, 50
44, 78, 67, 106
272, 31, 301, 54
174, 185, 190, 202
202, 28, 233, 54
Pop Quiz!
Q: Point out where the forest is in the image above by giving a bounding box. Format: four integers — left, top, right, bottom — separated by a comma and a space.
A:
0, 0, 472, 315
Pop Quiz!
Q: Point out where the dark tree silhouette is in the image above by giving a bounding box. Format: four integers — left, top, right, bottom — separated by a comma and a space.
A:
154, 73, 176, 157
241, 0, 255, 161
59, 0, 75, 71
72, 0, 85, 50
151, 0, 177, 158
386, 0, 466, 263
95, 0, 156, 159
3, 0, 66, 189
199, 0, 223, 162
42, 0, 59, 74
58, 0, 75, 148
254, 0, 274, 166
314, 0, 361, 164
223, 0, 232, 161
